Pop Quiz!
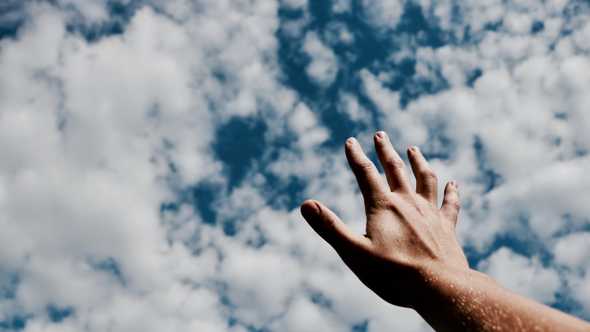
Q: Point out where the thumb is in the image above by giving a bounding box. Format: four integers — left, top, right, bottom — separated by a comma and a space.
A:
300, 199, 371, 253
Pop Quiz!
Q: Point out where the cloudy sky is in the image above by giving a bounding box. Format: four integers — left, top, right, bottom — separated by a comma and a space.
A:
1, 0, 589, 331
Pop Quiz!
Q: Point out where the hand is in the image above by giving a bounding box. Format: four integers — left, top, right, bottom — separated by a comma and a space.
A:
301, 131, 590, 331
301, 131, 469, 309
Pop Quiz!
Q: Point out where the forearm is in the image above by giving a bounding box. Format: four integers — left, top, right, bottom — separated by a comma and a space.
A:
415, 266, 590, 332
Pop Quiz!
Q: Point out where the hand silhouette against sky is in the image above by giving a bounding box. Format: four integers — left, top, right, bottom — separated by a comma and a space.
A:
301, 131, 590, 332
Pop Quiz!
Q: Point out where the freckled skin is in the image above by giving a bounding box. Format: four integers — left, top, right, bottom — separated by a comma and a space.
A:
301, 131, 590, 332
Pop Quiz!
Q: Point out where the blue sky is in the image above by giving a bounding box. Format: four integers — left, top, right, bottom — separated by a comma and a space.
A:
1, 0, 590, 331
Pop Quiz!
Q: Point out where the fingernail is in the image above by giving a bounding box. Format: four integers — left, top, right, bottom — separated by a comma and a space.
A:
301, 200, 319, 219
375, 131, 386, 139
346, 137, 356, 146
409, 145, 418, 152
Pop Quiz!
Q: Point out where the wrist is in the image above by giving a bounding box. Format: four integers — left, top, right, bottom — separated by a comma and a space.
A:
411, 263, 494, 312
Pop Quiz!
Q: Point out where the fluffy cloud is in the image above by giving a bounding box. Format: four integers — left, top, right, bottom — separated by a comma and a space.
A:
554, 232, 590, 314
1, 0, 590, 331
360, 0, 404, 30
302, 31, 339, 87
281, 0, 307, 10
478, 247, 560, 304
0, 1, 282, 331
554, 232, 590, 269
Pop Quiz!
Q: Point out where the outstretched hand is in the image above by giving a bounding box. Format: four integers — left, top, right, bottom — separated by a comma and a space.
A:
300, 131, 468, 309
301, 132, 590, 332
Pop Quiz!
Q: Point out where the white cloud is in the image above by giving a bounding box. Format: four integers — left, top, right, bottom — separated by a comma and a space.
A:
57, 0, 110, 23
287, 102, 329, 149
1, 0, 590, 331
281, 0, 307, 10
554, 232, 590, 269
275, 295, 347, 332
553, 232, 590, 314
303, 31, 339, 87
0, 1, 288, 331
332, 0, 351, 14
220, 244, 302, 326
360, 0, 404, 30
478, 247, 560, 304
339, 93, 368, 122
324, 22, 354, 46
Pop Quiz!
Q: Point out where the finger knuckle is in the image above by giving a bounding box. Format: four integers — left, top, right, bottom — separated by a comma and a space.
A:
367, 192, 399, 210
385, 200, 400, 211
356, 160, 375, 172
370, 194, 391, 209
421, 168, 438, 182
446, 200, 461, 211
384, 193, 405, 210
386, 157, 405, 170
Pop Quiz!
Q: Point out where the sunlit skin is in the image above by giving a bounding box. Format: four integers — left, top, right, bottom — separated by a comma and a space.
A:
301, 131, 590, 332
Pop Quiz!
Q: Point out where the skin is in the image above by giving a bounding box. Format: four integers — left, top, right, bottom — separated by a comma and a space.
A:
300, 131, 590, 332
